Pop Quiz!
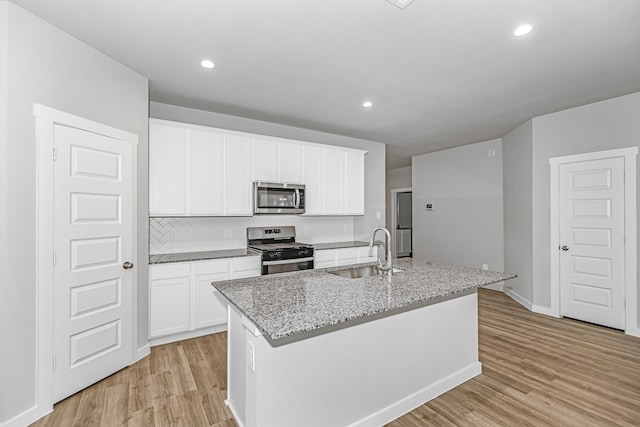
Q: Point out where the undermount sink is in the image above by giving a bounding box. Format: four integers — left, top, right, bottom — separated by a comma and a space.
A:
329, 265, 403, 279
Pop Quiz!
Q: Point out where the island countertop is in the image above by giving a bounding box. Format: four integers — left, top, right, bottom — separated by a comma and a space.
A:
213, 258, 516, 345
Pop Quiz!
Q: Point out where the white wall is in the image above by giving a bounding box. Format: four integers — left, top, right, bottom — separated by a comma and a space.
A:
149, 102, 387, 242
411, 139, 504, 282
385, 166, 412, 231
530, 92, 640, 311
502, 120, 534, 305
0, 3, 149, 424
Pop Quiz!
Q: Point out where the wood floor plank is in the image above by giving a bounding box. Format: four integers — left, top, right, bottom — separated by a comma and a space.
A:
31, 289, 640, 427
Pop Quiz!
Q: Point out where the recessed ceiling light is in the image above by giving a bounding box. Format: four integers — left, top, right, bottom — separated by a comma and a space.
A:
386, 0, 416, 9
514, 24, 533, 37
363, 101, 373, 108
201, 59, 215, 69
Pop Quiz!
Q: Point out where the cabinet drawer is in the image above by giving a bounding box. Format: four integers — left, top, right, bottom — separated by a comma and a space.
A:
314, 249, 335, 263
194, 258, 229, 275
150, 263, 190, 280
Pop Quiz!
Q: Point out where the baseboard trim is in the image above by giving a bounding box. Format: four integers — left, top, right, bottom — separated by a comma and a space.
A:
0, 404, 51, 427
134, 342, 151, 362
150, 324, 228, 347
532, 304, 558, 317
350, 362, 482, 427
503, 288, 533, 310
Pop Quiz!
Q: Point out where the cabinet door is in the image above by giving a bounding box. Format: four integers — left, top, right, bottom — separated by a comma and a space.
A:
302, 145, 324, 215
149, 264, 191, 337
345, 150, 365, 215
149, 123, 187, 215
323, 149, 346, 215
279, 141, 303, 184
252, 138, 278, 183
357, 246, 377, 263
193, 259, 229, 329
334, 247, 358, 266
225, 134, 253, 215
314, 249, 336, 268
231, 256, 262, 278
190, 130, 224, 215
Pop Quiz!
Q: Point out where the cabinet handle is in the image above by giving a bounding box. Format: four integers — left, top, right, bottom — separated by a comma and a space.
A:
123, 261, 134, 269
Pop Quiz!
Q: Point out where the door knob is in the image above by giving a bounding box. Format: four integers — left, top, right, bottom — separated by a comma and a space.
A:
561, 246, 569, 251
123, 261, 134, 269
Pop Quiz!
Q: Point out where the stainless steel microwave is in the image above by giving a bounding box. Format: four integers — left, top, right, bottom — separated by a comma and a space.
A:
254, 182, 305, 214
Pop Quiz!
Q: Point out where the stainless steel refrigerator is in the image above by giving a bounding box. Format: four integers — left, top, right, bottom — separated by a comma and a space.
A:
396, 191, 412, 257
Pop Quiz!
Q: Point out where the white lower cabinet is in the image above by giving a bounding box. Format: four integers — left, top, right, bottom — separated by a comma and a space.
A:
314, 246, 378, 269
150, 256, 261, 342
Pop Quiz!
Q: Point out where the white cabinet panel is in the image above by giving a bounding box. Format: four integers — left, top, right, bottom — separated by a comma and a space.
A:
335, 248, 358, 266
279, 141, 302, 184
314, 246, 377, 269
323, 149, 346, 215
149, 124, 187, 215
345, 150, 365, 215
225, 134, 253, 216
302, 145, 324, 215
193, 259, 230, 329
149, 264, 190, 337
252, 138, 279, 183
357, 246, 377, 263
190, 130, 224, 215
231, 256, 262, 278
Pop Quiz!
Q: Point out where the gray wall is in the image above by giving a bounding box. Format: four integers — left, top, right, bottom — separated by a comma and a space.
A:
0, 3, 149, 423
150, 102, 386, 240
502, 121, 534, 303
530, 92, 640, 309
411, 139, 504, 280
385, 166, 412, 231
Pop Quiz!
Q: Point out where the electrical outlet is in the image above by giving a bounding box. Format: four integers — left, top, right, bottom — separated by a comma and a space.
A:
247, 341, 255, 372
482, 264, 488, 270
488, 149, 496, 157
224, 229, 233, 239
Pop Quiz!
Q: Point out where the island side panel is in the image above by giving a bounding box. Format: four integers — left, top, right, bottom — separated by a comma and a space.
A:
232, 291, 480, 427
226, 306, 247, 425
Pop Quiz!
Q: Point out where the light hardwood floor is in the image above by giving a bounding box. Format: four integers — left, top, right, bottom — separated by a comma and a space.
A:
31, 289, 640, 426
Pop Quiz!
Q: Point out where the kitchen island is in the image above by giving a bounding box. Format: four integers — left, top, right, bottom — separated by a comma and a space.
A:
213, 259, 515, 427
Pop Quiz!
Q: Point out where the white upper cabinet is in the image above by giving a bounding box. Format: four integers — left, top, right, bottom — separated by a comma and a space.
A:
149, 123, 187, 215
252, 138, 302, 184
224, 134, 253, 216
149, 119, 366, 217
189, 130, 224, 215
302, 144, 324, 215
302, 145, 366, 216
149, 119, 252, 216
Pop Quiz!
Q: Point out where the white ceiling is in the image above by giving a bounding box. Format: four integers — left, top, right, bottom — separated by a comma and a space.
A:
11, 0, 640, 169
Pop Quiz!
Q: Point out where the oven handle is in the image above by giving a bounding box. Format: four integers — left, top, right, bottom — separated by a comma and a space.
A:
263, 256, 314, 266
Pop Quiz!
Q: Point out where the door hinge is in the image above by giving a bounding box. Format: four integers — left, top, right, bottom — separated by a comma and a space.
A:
53, 147, 57, 161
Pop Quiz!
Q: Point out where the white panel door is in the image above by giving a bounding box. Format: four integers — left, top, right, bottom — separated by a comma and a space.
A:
559, 157, 625, 329
189, 130, 224, 215
53, 124, 133, 402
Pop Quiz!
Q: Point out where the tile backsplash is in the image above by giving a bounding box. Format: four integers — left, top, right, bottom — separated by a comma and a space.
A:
150, 216, 357, 254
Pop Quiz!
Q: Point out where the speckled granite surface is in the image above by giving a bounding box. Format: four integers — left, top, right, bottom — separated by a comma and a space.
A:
309, 241, 370, 250
213, 258, 516, 344
149, 248, 260, 265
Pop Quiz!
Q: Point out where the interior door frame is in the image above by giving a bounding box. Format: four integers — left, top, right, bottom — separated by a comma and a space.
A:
390, 187, 411, 258
34, 104, 139, 416
549, 146, 638, 337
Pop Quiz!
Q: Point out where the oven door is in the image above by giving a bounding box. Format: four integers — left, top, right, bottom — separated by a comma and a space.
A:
262, 257, 314, 275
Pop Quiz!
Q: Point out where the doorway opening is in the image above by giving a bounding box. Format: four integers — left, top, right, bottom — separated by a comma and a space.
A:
391, 187, 412, 258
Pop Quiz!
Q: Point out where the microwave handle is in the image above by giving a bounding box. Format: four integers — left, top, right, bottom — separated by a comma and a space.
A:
294, 189, 300, 208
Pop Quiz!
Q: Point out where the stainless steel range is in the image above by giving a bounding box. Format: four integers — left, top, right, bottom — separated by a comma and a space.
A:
247, 226, 314, 275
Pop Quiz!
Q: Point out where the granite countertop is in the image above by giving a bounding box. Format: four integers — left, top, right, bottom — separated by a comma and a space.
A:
309, 241, 371, 250
149, 248, 260, 265
213, 258, 516, 345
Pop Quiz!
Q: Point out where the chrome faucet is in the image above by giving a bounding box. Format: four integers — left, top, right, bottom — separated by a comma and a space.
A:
369, 226, 393, 277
